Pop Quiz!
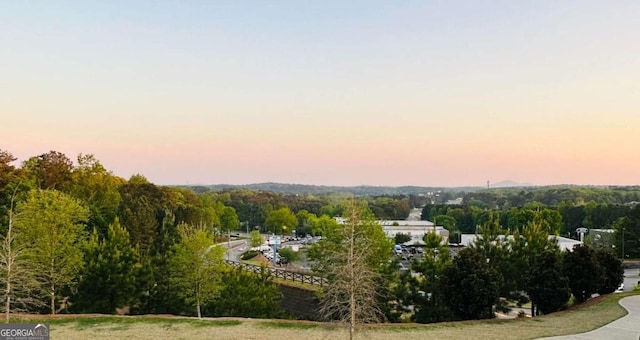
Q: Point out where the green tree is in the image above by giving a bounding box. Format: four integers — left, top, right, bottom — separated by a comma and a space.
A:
249, 230, 263, 248
410, 233, 453, 323
564, 245, 603, 303
614, 205, 640, 259
595, 249, 623, 295
440, 247, 499, 320
118, 175, 165, 257
68, 154, 124, 237
170, 188, 220, 232
0, 150, 27, 233
510, 213, 561, 313
0, 185, 42, 322
469, 211, 509, 298
205, 266, 282, 318
169, 224, 226, 318
434, 214, 456, 230
295, 209, 316, 236
73, 218, 143, 313
141, 211, 182, 315
14, 189, 89, 314
264, 207, 297, 235
278, 247, 299, 265
394, 232, 411, 245
527, 250, 570, 315
219, 206, 240, 233
540, 208, 563, 235
311, 214, 339, 237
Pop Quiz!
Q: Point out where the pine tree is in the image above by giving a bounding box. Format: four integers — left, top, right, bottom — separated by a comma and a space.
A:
74, 218, 143, 313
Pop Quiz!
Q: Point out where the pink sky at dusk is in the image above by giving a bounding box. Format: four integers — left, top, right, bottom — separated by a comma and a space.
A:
2, 1, 639, 187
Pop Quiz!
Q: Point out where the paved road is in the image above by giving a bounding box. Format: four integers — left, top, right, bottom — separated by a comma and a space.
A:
623, 268, 639, 292
216, 239, 248, 261
540, 295, 640, 340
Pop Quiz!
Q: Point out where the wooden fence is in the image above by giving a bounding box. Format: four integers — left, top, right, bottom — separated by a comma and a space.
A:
225, 260, 328, 287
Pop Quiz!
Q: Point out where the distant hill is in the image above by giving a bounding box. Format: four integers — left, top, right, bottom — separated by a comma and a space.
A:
490, 180, 533, 188
186, 182, 484, 196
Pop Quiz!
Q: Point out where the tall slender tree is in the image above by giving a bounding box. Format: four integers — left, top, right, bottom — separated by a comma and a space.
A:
0, 185, 42, 322
14, 189, 88, 314
312, 199, 392, 340
168, 223, 225, 318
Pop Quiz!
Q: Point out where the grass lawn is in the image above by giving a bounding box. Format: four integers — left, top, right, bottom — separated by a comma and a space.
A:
12, 291, 638, 340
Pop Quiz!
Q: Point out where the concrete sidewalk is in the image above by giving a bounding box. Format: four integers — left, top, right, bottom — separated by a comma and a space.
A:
540, 295, 640, 340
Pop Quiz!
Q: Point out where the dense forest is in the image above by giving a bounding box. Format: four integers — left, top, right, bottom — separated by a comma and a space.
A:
0, 148, 638, 324
194, 182, 477, 196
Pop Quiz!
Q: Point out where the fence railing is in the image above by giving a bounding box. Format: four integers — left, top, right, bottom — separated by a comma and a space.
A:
225, 260, 328, 287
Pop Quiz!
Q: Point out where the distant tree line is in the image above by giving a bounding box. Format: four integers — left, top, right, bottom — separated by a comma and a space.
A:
464, 186, 640, 208
422, 199, 637, 256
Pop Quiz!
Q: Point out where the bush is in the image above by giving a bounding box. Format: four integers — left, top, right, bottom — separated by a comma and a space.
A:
394, 233, 411, 244
241, 250, 259, 260
203, 267, 283, 318
278, 247, 299, 264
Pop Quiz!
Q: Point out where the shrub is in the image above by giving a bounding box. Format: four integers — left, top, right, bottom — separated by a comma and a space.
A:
241, 250, 259, 260
278, 247, 299, 264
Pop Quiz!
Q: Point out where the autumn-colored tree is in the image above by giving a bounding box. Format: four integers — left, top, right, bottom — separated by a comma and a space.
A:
22, 151, 73, 190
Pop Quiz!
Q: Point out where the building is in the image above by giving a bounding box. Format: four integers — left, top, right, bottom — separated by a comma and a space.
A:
335, 218, 449, 244
380, 220, 449, 243
459, 234, 582, 251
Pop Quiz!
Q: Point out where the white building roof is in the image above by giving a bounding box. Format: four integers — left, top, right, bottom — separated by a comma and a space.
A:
379, 220, 435, 227
459, 234, 582, 251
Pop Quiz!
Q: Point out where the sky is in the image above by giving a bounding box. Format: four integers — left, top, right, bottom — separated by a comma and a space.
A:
1, 1, 639, 187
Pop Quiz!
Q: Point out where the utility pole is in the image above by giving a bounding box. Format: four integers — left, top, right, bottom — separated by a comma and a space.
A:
622, 224, 625, 260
